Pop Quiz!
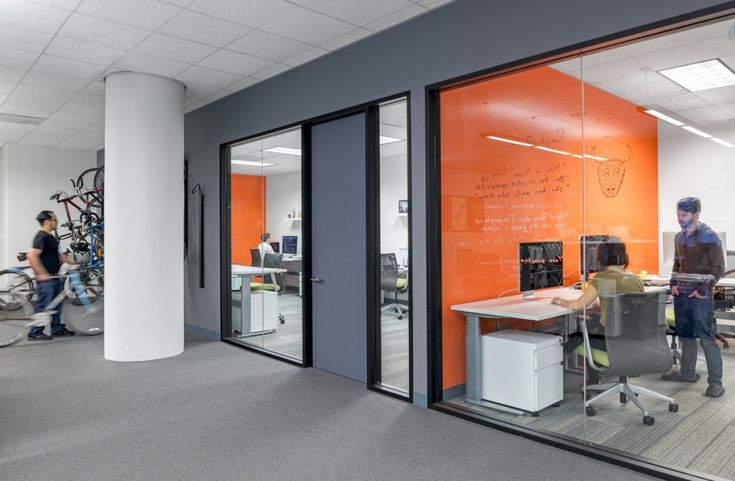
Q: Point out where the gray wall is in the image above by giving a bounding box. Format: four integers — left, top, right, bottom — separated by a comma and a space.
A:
183, 0, 734, 405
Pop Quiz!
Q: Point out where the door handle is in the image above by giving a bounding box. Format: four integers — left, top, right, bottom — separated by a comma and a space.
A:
310, 276, 323, 283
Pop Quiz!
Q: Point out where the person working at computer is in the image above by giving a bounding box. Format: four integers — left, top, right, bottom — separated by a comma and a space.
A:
552, 238, 644, 382
661, 197, 725, 398
257, 232, 275, 263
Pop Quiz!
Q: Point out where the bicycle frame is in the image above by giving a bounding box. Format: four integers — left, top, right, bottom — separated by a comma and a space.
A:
89, 223, 104, 269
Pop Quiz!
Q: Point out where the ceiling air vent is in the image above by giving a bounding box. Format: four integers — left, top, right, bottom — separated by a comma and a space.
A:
0, 113, 44, 126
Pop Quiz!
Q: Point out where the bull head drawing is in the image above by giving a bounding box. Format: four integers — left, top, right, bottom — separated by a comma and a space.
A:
593, 145, 631, 198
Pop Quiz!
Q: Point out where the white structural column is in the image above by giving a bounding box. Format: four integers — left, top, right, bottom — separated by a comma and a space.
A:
104, 72, 185, 361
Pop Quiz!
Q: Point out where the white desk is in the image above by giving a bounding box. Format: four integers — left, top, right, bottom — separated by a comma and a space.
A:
645, 274, 735, 288
451, 287, 576, 413
232, 265, 287, 335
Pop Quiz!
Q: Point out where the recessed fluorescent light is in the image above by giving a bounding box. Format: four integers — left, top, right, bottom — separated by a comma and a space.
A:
643, 109, 685, 127
263, 147, 301, 155
486, 135, 533, 147
710, 137, 735, 147
658, 59, 735, 92
571, 154, 608, 160
379, 136, 403, 144
231, 159, 275, 167
681, 125, 713, 138
534, 145, 571, 156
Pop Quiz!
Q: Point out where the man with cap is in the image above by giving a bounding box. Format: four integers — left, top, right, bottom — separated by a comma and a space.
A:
662, 197, 725, 397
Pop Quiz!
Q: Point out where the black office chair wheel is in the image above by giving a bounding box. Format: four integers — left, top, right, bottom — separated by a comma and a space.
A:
278, 314, 285, 324
551, 402, 561, 407
643, 416, 655, 426
585, 406, 596, 417
397, 315, 403, 320
531, 411, 539, 417
668, 403, 679, 413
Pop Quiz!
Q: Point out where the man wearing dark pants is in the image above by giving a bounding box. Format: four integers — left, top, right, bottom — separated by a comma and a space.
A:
26, 211, 76, 341
662, 197, 725, 398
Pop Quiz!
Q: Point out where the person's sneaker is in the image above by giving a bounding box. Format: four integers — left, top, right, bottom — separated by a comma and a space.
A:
27, 333, 53, 341
52, 327, 76, 337
661, 372, 700, 383
705, 383, 725, 398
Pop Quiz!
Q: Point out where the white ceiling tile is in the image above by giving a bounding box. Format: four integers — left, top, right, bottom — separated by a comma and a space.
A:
45, 36, 127, 66
0, 25, 53, 53
115, 52, 191, 77
59, 102, 104, 116
0, 66, 26, 82
0, 80, 17, 94
68, 93, 104, 107
184, 82, 219, 100
33, 55, 107, 79
576, 58, 644, 83
282, 47, 327, 67
59, 13, 150, 50
185, 100, 208, 112
301, 0, 410, 26
198, 50, 273, 76
189, 0, 295, 28
39, 119, 93, 131
159, 10, 251, 47
261, 7, 353, 45
80, 81, 105, 96
0, 93, 7, 105
227, 30, 311, 61
134, 33, 217, 64
49, 110, 100, 123
20, 138, 63, 147
203, 88, 234, 102
0, 134, 23, 143
320, 28, 371, 51
251, 62, 290, 80
618, 31, 698, 59
159, 0, 193, 6
0, 46, 40, 69
0, 104, 54, 118
417, 0, 454, 7
0, 121, 36, 135
22, 70, 91, 91
30, 0, 82, 9
175, 65, 242, 89
689, 21, 734, 41
71, 129, 104, 139
227, 76, 259, 91
0, 0, 71, 34
5, 94, 65, 110
13, 83, 76, 101
33, 125, 81, 137
77, 0, 181, 30
364, 4, 426, 31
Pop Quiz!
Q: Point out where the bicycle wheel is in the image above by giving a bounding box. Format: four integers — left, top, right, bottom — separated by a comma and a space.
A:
0, 269, 35, 312
65, 267, 103, 304
93, 165, 104, 189
76, 167, 98, 192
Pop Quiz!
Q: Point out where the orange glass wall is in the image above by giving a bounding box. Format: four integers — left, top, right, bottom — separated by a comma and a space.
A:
231, 174, 266, 266
440, 66, 658, 390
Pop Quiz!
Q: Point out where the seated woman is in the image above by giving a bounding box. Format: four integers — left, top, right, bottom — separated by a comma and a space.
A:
552, 237, 644, 383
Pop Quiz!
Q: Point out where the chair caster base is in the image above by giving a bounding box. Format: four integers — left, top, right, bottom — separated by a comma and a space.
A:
586, 406, 596, 417
643, 416, 655, 426
668, 403, 679, 413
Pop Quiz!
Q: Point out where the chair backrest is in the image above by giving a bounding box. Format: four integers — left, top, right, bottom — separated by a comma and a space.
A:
250, 248, 262, 267
263, 253, 285, 291
600, 291, 673, 377
381, 253, 399, 292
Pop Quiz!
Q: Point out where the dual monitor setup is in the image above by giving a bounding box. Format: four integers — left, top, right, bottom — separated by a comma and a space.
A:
270, 235, 298, 255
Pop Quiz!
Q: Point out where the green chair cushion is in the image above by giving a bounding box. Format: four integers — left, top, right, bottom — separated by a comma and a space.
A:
396, 278, 407, 290
575, 344, 609, 368
250, 283, 276, 291
665, 306, 675, 328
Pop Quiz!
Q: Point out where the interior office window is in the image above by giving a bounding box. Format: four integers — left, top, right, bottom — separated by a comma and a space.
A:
227, 127, 303, 362
376, 98, 410, 395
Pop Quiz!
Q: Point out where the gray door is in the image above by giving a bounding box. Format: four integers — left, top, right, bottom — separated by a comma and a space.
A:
310, 113, 367, 382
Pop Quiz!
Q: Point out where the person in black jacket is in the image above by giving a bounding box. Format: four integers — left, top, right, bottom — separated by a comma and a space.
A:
26, 211, 76, 341
662, 197, 725, 398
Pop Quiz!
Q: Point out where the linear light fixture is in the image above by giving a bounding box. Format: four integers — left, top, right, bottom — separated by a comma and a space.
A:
263, 147, 301, 155
486, 135, 533, 147
231, 159, 275, 167
681, 125, 713, 138
571, 154, 608, 161
534, 145, 571, 156
379, 135, 403, 144
710, 137, 734, 148
658, 59, 735, 92
643, 109, 685, 127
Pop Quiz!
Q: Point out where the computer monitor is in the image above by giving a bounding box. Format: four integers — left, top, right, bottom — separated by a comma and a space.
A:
282, 235, 298, 255
270, 241, 280, 253
519, 241, 563, 298
580, 235, 609, 278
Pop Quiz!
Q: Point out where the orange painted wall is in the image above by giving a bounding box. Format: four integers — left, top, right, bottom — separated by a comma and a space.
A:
231, 174, 266, 266
440, 66, 659, 390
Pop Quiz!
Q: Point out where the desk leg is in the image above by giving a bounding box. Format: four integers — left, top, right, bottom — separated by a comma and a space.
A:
240, 274, 251, 334
465, 314, 481, 404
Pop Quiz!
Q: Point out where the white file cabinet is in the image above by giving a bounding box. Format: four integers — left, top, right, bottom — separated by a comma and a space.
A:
481, 330, 563, 414
232, 290, 278, 335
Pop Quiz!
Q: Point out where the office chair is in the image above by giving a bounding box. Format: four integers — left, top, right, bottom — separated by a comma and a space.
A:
250, 248, 262, 267
380, 253, 408, 319
250, 253, 286, 324
579, 291, 677, 426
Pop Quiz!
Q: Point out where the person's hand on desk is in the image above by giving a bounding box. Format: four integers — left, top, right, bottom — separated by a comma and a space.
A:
551, 297, 570, 307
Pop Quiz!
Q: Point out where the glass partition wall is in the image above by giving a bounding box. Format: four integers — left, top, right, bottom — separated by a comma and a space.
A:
226, 127, 303, 362
435, 17, 735, 480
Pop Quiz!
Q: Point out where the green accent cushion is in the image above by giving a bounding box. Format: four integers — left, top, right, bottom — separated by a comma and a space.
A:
575, 344, 609, 368
665, 306, 675, 328
396, 278, 407, 290
250, 283, 276, 291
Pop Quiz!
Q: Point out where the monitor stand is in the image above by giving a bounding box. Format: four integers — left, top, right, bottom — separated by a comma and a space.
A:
522, 290, 535, 300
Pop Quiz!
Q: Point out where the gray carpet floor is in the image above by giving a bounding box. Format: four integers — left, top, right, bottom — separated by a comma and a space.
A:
0, 330, 659, 481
